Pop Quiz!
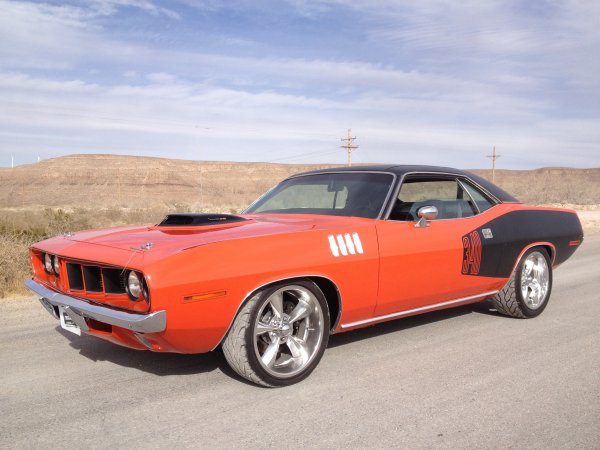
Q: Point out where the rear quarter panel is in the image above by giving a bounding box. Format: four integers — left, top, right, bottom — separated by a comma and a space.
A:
471, 205, 583, 278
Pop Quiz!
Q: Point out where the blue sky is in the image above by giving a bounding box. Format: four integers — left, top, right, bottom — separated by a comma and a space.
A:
1, 0, 598, 169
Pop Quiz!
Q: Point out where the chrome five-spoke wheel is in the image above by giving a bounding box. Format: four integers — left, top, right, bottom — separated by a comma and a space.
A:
253, 285, 325, 379
222, 280, 330, 386
493, 247, 553, 318
520, 251, 550, 310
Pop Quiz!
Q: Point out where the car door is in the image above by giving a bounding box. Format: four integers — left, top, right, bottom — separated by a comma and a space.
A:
374, 174, 499, 316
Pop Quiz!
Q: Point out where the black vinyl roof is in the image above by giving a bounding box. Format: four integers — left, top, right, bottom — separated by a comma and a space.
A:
291, 164, 519, 203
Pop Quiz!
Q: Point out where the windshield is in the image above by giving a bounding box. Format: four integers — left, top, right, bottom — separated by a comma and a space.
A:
245, 172, 394, 219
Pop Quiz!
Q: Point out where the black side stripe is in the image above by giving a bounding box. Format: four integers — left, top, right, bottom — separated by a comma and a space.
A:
463, 210, 583, 278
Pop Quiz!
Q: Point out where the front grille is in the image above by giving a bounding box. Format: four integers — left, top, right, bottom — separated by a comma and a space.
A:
103, 268, 127, 294
66, 262, 126, 295
83, 265, 103, 292
66, 263, 84, 290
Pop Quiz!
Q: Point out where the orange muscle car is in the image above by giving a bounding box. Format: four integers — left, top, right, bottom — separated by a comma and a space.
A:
27, 165, 584, 386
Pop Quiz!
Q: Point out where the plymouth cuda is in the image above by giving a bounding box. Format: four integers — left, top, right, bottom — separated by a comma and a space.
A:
27, 165, 583, 386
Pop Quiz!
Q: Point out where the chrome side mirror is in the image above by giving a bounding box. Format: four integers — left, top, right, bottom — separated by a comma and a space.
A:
415, 205, 438, 228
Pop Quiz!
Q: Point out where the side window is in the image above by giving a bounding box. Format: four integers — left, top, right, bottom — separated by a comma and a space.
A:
397, 180, 457, 202
461, 181, 494, 213
389, 177, 481, 221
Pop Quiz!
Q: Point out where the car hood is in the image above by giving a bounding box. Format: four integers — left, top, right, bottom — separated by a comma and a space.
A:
35, 213, 371, 265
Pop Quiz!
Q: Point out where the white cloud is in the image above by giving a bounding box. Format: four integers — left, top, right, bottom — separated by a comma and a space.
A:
0, 0, 598, 168
90, 0, 181, 19
1, 70, 598, 168
0, 2, 88, 69
146, 72, 178, 83
0, 0, 181, 69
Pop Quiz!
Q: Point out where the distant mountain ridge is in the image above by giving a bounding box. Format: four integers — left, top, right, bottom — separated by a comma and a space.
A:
1, 154, 598, 210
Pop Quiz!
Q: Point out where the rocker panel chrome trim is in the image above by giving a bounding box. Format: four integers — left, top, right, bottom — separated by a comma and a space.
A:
340, 290, 499, 329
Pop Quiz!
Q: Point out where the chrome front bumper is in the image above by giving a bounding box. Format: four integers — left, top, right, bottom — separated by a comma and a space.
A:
26, 279, 167, 334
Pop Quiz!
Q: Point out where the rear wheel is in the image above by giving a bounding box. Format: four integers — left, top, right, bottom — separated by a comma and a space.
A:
493, 247, 553, 318
222, 280, 330, 387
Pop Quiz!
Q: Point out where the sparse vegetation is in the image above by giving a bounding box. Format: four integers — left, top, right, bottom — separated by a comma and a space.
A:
0, 205, 210, 298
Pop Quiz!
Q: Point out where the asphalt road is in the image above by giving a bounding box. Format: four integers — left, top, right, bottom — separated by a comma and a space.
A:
2, 236, 599, 449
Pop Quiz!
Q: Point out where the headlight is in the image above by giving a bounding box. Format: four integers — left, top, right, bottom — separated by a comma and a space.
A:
52, 256, 60, 276
126, 271, 142, 300
43, 253, 53, 274
125, 270, 149, 303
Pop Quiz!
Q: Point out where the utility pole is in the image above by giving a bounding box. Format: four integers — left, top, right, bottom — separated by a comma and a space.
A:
340, 128, 358, 167
11, 153, 14, 168
117, 168, 122, 205
199, 160, 203, 211
197, 146, 203, 211
487, 145, 501, 182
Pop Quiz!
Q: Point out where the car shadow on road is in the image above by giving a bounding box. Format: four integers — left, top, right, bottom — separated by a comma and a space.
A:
54, 299, 502, 382
56, 326, 225, 377
57, 327, 266, 386
328, 299, 500, 348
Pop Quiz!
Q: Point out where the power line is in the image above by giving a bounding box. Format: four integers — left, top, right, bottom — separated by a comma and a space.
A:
267, 148, 341, 163
340, 128, 358, 167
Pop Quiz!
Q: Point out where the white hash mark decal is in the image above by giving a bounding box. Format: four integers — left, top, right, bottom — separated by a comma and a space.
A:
328, 232, 364, 257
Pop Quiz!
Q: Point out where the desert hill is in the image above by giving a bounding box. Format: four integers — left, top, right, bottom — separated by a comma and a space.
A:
1, 154, 599, 211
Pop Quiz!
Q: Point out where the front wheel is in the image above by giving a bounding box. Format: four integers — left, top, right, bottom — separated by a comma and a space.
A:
222, 280, 330, 387
493, 247, 553, 318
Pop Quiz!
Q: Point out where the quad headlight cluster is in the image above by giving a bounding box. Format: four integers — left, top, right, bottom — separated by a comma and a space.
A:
125, 270, 150, 302
42, 253, 61, 277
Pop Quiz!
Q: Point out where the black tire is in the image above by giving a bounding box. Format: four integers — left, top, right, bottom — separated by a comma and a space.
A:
493, 247, 553, 318
222, 279, 330, 387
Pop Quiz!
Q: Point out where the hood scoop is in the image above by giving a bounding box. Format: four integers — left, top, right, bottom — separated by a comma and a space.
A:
157, 213, 248, 227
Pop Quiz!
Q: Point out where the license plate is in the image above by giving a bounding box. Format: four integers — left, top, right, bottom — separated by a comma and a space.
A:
59, 307, 81, 336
